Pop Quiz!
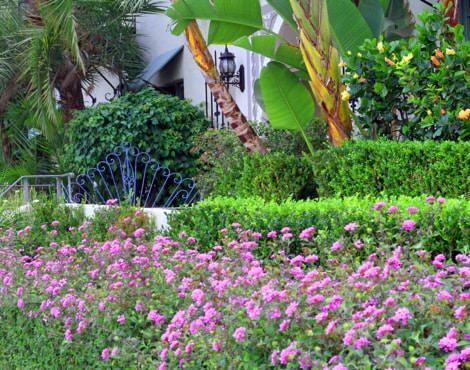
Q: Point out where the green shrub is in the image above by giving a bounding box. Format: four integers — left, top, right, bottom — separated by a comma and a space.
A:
168, 196, 470, 259
311, 140, 470, 198
343, 4, 470, 140
63, 89, 210, 177
192, 126, 319, 201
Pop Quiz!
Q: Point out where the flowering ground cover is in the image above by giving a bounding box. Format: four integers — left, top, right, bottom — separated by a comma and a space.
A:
0, 198, 469, 369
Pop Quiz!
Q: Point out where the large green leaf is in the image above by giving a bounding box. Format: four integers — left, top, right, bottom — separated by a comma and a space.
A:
358, 0, 385, 38
259, 62, 315, 132
166, 0, 263, 44
234, 35, 306, 72
266, 0, 297, 31
326, 0, 373, 55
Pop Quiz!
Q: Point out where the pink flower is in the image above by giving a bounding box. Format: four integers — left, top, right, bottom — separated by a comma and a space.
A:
305, 254, 319, 263
387, 205, 398, 214
111, 347, 120, 357
148, 310, 165, 325
17, 298, 24, 309
439, 336, 458, 352
51, 220, 60, 227
233, 327, 246, 342
354, 239, 364, 249
325, 320, 338, 335
267, 231, 277, 238
344, 222, 358, 232
279, 319, 290, 331
331, 240, 342, 252
105, 198, 118, 206
101, 348, 110, 361
407, 206, 419, 214
390, 307, 412, 326
212, 341, 222, 352
454, 305, 466, 319
332, 365, 348, 370
50, 307, 61, 318
437, 197, 445, 204
282, 233, 293, 241
64, 329, 73, 342
401, 219, 416, 231
299, 227, 316, 240
415, 357, 426, 365
191, 289, 205, 306
426, 196, 435, 204
117, 314, 126, 325
376, 324, 394, 339
187, 237, 197, 244
373, 201, 386, 210
285, 301, 299, 317
133, 228, 145, 238
354, 337, 370, 349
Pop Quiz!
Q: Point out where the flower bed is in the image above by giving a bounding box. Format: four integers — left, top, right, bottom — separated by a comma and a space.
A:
0, 213, 469, 368
169, 196, 470, 258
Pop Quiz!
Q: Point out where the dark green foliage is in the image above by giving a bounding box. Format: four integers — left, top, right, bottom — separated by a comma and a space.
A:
343, 5, 470, 140
63, 89, 210, 177
168, 196, 470, 259
311, 140, 470, 198
192, 120, 325, 200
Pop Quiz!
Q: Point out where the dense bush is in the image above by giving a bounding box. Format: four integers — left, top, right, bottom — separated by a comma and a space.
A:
312, 140, 470, 198
168, 196, 470, 259
343, 4, 470, 140
0, 215, 468, 368
192, 122, 324, 200
63, 89, 210, 177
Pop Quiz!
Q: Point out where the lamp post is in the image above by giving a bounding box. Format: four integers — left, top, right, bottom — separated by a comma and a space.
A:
218, 46, 245, 92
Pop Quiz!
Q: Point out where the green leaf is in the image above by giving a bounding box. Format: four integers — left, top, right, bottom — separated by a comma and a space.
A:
259, 62, 315, 132
326, 0, 373, 55
358, 0, 385, 38
266, 0, 297, 31
167, 0, 263, 43
234, 35, 305, 72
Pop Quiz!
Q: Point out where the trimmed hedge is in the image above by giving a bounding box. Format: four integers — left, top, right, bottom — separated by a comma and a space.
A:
168, 196, 470, 259
209, 152, 315, 202
311, 140, 470, 198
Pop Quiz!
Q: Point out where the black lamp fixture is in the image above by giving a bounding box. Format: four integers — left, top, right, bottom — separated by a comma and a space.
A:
218, 45, 245, 92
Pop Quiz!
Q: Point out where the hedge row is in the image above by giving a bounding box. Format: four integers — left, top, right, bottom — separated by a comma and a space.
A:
311, 140, 470, 198
168, 196, 470, 259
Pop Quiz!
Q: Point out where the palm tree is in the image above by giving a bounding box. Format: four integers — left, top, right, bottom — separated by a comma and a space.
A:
183, 21, 268, 153
0, 0, 163, 169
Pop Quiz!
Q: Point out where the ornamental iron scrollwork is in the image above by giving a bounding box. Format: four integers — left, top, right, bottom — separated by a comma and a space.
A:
69, 144, 199, 208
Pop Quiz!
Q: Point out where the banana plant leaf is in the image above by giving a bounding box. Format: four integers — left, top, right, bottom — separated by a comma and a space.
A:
259, 61, 315, 132
167, 0, 263, 44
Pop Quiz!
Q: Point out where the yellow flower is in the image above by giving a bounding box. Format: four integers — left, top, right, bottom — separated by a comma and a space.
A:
445, 48, 456, 56
377, 41, 385, 54
341, 90, 350, 102
427, 109, 432, 116
402, 53, 414, 64
457, 108, 470, 120
357, 52, 363, 58
352, 73, 359, 79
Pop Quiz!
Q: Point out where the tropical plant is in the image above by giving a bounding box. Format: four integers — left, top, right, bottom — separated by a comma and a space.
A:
167, 0, 416, 147
178, 19, 267, 153
343, 4, 470, 140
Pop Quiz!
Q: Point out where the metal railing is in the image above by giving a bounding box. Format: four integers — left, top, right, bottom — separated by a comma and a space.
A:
0, 173, 74, 205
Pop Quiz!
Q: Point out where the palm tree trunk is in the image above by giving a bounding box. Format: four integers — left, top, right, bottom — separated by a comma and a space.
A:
183, 21, 267, 153
0, 78, 18, 162
55, 61, 85, 123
